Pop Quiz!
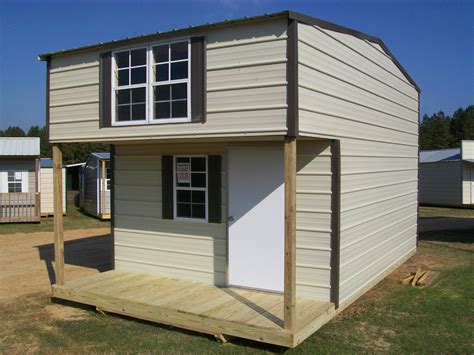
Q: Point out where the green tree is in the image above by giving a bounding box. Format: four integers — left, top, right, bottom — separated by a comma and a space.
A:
419, 111, 452, 150
27, 125, 51, 158
0, 126, 26, 137
450, 105, 474, 144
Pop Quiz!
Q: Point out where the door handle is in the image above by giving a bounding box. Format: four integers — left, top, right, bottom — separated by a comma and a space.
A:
228, 216, 234, 222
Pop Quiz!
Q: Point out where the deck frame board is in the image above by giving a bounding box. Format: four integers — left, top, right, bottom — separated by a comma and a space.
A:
52, 270, 335, 348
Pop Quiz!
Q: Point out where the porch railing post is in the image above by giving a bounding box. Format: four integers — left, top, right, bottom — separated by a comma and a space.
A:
53, 145, 65, 285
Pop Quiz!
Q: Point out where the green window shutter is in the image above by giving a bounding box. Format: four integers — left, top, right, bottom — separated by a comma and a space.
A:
99, 51, 112, 128
162, 155, 174, 220
207, 155, 221, 223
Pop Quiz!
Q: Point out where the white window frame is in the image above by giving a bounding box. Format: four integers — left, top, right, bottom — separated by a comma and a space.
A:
105, 168, 111, 191
111, 38, 191, 126
173, 155, 208, 222
7, 171, 23, 193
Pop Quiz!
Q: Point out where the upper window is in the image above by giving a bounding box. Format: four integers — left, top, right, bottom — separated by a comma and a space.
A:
174, 156, 207, 221
8, 171, 22, 193
112, 40, 190, 126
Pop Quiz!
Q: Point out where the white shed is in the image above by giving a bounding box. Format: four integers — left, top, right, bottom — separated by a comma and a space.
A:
419, 140, 474, 207
40, 158, 66, 215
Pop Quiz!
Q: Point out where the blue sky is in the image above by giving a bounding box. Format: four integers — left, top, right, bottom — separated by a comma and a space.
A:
0, 0, 472, 131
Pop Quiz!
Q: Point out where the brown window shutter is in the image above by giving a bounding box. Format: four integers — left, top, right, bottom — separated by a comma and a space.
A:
207, 155, 221, 223
191, 37, 206, 123
162, 155, 174, 219
100, 51, 112, 128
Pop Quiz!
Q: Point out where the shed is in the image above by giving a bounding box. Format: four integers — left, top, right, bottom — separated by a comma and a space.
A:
40, 158, 66, 216
0, 137, 41, 222
39, 10, 420, 347
79, 153, 110, 219
419, 140, 474, 207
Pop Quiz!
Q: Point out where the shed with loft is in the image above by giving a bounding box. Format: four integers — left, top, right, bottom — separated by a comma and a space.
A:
39, 10, 420, 347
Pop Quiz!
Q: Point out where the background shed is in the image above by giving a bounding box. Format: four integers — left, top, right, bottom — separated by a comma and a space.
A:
40, 158, 66, 215
79, 153, 110, 219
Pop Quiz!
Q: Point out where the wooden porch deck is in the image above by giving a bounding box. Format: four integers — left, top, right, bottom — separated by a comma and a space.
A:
52, 270, 335, 347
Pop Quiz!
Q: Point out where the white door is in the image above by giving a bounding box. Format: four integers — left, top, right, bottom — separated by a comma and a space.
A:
227, 146, 285, 292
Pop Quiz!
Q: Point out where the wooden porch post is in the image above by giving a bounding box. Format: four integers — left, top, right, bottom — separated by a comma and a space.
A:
284, 137, 297, 330
53, 145, 65, 285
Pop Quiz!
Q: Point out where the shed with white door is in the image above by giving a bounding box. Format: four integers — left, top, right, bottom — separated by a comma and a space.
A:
419, 140, 474, 207
40, 158, 66, 216
39, 10, 420, 347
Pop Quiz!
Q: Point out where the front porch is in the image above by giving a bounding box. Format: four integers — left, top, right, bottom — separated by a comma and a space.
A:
52, 270, 335, 348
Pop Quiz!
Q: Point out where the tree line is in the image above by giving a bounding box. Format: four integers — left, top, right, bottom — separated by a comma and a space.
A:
0, 126, 109, 164
420, 105, 474, 150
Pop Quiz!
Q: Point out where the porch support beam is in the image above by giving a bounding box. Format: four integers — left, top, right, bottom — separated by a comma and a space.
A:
53, 145, 65, 285
284, 137, 297, 330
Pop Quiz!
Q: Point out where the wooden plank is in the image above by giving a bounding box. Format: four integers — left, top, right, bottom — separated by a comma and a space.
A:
52, 285, 293, 347
65, 270, 125, 289
53, 145, 65, 285
284, 137, 297, 330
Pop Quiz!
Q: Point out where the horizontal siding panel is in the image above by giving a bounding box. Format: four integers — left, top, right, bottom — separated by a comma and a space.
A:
297, 193, 331, 211
296, 248, 331, 267
341, 156, 418, 173
115, 200, 162, 218
50, 66, 99, 89
299, 64, 417, 120
297, 267, 331, 286
207, 38, 286, 67
296, 230, 331, 249
115, 185, 161, 202
297, 174, 331, 192
50, 102, 99, 123
207, 85, 286, 110
340, 202, 417, 247
341, 180, 418, 209
326, 29, 413, 86
207, 63, 286, 88
50, 84, 99, 106
298, 23, 417, 99
296, 284, 330, 300
340, 217, 416, 262
49, 109, 287, 142
299, 108, 418, 146
297, 155, 331, 174
341, 192, 417, 227
340, 138, 418, 157
297, 211, 331, 231
115, 228, 227, 256
115, 245, 225, 273
115, 170, 161, 187
115, 259, 226, 285
342, 170, 417, 194
298, 46, 417, 112
339, 237, 416, 303
115, 155, 161, 171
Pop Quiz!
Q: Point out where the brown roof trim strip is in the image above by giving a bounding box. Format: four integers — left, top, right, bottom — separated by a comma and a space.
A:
286, 18, 299, 137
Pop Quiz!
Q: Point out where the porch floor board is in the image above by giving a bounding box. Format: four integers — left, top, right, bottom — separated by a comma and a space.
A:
52, 270, 335, 347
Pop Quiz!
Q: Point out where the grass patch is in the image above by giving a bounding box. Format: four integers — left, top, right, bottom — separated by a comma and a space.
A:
1, 230, 472, 353
420, 206, 474, 218
0, 202, 110, 234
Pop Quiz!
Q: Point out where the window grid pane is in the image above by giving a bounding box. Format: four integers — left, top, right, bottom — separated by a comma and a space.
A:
175, 156, 206, 220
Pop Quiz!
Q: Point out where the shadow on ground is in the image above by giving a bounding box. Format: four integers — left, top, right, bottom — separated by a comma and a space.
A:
37, 234, 112, 284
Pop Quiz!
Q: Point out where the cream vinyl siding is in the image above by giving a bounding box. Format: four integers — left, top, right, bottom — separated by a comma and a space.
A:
48, 18, 288, 143
419, 161, 462, 206
114, 143, 227, 285
40, 167, 66, 214
296, 141, 332, 301
297, 23, 419, 305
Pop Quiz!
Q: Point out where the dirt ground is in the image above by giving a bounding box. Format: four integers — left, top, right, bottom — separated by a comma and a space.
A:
0, 228, 111, 303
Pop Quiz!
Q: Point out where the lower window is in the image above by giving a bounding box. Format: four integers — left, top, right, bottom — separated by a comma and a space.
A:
7, 171, 22, 193
174, 156, 207, 220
